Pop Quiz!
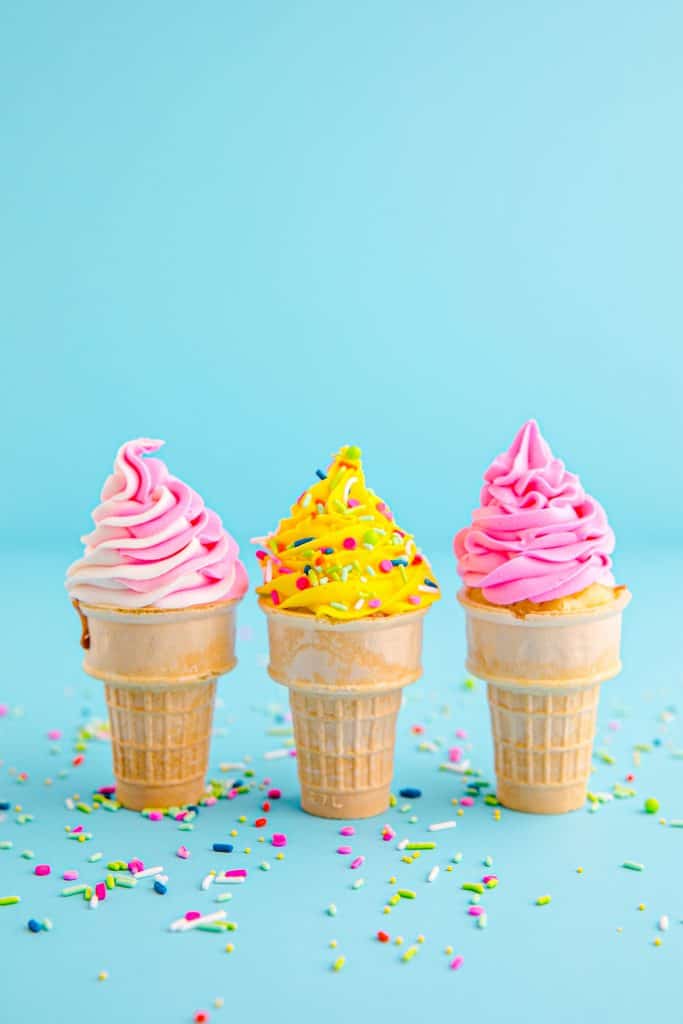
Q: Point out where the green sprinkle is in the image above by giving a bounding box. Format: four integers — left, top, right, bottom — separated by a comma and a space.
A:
669, 820, 683, 828
178, 823, 194, 831
76, 803, 92, 814
536, 895, 552, 906
0, 841, 13, 851
88, 852, 103, 863
388, 893, 400, 906
197, 923, 225, 933
260, 861, 271, 871
402, 945, 419, 962
114, 876, 136, 888
462, 883, 484, 894
330, 602, 348, 612
61, 884, 88, 896
644, 797, 660, 814
622, 861, 645, 871
405, 842, 435, 851
0, 896, 21, 906
344, 445, 361, 460
398, 889, 416, 900
21, 850, 34, 860
333, 955, 346, 972
215, 892, 233, 903
478, 913, 488, 929
453, 852, 463, 864
225, 921, 238, 931
483, 856, 493, 867
469, 894, 480, 905
105, 875, 115, 890
484, 795, 499, 806
327, 904, 337, 916
352, 878, 365, 890
634, 743, 652, 753
486, 878, 498, 889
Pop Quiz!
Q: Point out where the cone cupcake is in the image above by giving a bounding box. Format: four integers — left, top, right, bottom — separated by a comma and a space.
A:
66, 439, 248, 810
255, 445, 440, 818
455, 421, 630, 814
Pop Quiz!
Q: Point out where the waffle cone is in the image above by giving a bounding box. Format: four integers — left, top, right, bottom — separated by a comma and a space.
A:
260, 602, 426, 818
458, 587, 631, 814
73, 599, 240, 810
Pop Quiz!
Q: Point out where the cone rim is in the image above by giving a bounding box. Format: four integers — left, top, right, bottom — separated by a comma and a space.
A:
457, 585, 630, 626
257, 599, 427, 632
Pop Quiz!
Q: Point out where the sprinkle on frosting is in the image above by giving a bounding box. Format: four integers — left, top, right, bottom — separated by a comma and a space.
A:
455, 421, 615, 605
66, 439, 248, 609
254, 445, 440, 620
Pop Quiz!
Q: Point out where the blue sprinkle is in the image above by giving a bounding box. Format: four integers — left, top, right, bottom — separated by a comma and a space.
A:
187, 805, 199, 814
391, 558, 409, 567
423, 578, 438, 588
323, 548, 334, 555
292, 537, 315, 548
153, 880, 167, 895
0, 801, 10, 811
399, 787, 422, 799
213, 843, 234, 854
232, 780, 243, 789
27, 919, 42, 933
315, 469, 327, 480
653, 738, 662, 746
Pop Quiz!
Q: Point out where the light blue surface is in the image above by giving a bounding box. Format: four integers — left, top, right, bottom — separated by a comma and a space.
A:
1, 1, 681, 550
1, 549, 681, 1024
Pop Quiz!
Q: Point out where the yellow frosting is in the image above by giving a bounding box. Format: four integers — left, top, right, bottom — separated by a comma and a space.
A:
255, 445, 441, 621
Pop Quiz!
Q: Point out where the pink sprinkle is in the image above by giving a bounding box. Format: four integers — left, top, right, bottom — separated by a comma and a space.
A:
450, 955, 465, 971
337, 846, 352, 855
270, 590, 281, 606
271, 834, 287, 848
63, 870, 79, 881
407, 595, 421, 605
377, 502, 393, 521
608, 720, 621, 732
256, 550, 268, 560
368, 599, 381, 609
128, 860, 144, 874
98, 786, 116, 796
267, 788, 282, 800
460, 797, 474, 807
148, 811, 163, 821
448, 746, 463, 763
47, 729, 62, 741
175, 811, 188, 821
223, 869, 247, 878
339, 826, 355, 836
347, 498, 360, 508
95, 882, 106, 901
467, 906, 484, 917
185, 911, 201, 921
482, 875, 498, 884
227, 789, 238, 800
34, 864, 51, 876
381, 825, 395, 842
350, 856, 365, 870
379, 559, 393, 573
455, 729, 467, 739
288, 749, 297, 758
295, 576, 311, 591
342, 537, 357, 550
71, 825, 83, 834
176, 846, 190, 860
204, 796, 217, 807
0, 704, 8, 717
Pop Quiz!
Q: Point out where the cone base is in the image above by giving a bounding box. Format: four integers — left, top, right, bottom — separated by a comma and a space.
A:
115, 776, 207, 812
496, 779, 587, 814
300, 783, 390, 819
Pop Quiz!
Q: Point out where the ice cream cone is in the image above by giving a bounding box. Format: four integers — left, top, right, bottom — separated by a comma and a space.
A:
261, 602, 426, 818
73, 599, 240, 810
458, 587, 631, 813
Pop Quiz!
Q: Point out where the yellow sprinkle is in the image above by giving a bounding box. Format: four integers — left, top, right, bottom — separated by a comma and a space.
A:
258, 837, 265, 843
98, 971, 108, 982
230, 830, 238, 837
659, 818, 666, 825
333, 955, 345, 972
275, 853, 284, 861
450, 798, 458, 806
329, 940, 338, 948
238, 816, 246, 823
413, 851, 421, 859
383, 907, 391, 915
616, 927, 623, 933
457, 809, 464, 817
493, 809, 501, 821
214, 998, 224, 1009
388, 876, 397, 884
576, 867, 584, 874
638, 903, 646, 911
445, 945, 453, 955
225, 943, 234, 953
244, 848, 251, 854
654, 937, 662, 947
416, 934, 425, 944
446, 865, 453, 872
395, 936, 404, 946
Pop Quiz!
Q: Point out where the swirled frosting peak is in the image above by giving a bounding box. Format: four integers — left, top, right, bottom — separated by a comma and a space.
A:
66, 439, 248, 609
254, 445, 440, 620
455, 420, 615, 605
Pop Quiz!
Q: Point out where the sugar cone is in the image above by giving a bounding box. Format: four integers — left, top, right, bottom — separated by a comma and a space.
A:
458, 587, 631, 814
260, 602, 426, 818
73, 599, 240, 810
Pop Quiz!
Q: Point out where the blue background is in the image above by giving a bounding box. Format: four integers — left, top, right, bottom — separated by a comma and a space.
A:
1, 3, 682, 1023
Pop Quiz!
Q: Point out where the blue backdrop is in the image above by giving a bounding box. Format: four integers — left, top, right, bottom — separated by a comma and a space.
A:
1, 1, 681, 555
1, 6, 682, 1024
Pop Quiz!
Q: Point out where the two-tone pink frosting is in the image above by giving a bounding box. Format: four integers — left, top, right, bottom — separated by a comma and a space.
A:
455, 420, 615, 605
66, 439, 248, 609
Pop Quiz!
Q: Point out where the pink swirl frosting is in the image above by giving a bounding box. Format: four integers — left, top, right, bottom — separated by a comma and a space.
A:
66, 439, 248, 609
454, 420, 615, 605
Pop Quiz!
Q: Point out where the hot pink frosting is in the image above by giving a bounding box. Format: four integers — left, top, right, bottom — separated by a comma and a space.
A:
455, 420, 615, 605
66, 439, 248, 609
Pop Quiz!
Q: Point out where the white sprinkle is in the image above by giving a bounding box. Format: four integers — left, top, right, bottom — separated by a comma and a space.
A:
428, 820, 457, 832
427, 866, 440, 883
134, 865, 165, 879
170, 909, 227, 933
419, 741, 439, 752
88, 895, 99, 910
214, 874, 246, 885
219, 762, 246, 772
64, 798, 75, 811
397, 839, 409, 851
439, 761, 471, 774
264, 749, 290, 761
156, 875, 169, 884
353, 599, 364, 611
201, 873, 215, 891
659, 915, 670, 932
